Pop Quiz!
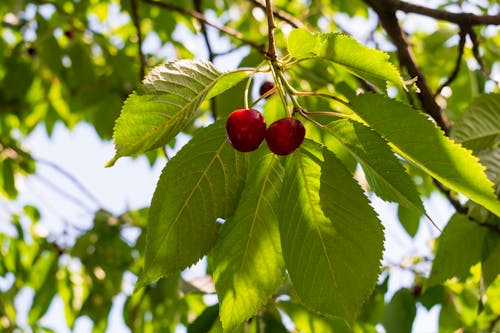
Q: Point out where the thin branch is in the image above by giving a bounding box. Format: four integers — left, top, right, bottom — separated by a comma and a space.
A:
396, 0, 500, 26
193, 0, 218, 120
32, 174, 96, 212
141, 0, 266, 54
36, 158, 103, 208
434, 27, 467, 97
247, 0, 304, 29
363, 0, 451, 134
468, 26, 490, 77
130, 0, 146, 79
265, 0, 278, 61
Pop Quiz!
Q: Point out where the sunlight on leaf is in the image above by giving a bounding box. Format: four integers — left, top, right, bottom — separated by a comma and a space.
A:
107, 60, 247, 166
136, 121, 247, 289
213, 149, 285, 330
279, 140, 384, 321
350, 93, 500, 217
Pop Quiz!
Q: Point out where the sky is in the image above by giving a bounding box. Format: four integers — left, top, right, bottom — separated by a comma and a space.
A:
0, 1, 467, 332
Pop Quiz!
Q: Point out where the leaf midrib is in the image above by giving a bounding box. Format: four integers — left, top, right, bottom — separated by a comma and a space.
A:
295, 149, 347, 315
148, 138, 228, 271
131, 71, 224, 153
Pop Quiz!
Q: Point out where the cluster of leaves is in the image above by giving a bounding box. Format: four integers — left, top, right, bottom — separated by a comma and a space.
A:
105, 26, 500, 331
1, 0, 500, 332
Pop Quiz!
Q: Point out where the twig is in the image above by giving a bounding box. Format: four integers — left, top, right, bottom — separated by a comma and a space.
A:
36, 158, 103, 208
193, 0, 218, 120
247, 0, 304, 29
130, 0, 146, 79
396, 0, 500, 26
468, 27, 490, 77
265, 0, 278, 62
31, 174, 96, 212
141, 0, 266, 54
434, 27, 467, 97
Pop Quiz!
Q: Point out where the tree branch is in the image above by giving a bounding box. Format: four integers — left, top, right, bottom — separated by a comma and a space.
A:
141, 0, 266, 54
130, 0, 146, 79
265, 0, 278, 61
396, 0, 500, 26
193, 0, 218, 120
247, 0, 305, 29
363, 0, 451, 134
434, 27, 466, 97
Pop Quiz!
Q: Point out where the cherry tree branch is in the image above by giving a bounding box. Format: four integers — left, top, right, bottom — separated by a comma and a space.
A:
434, 27, 466, 97
141, 0, 266, 53
395, 0, 500, 26
193, 0, 218, 120
130, 0, 146, 79
247, 0, 305, 29
265, 0, 278, 61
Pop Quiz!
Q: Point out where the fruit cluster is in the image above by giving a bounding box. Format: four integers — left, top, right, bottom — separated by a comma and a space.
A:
226, 108, 305, 155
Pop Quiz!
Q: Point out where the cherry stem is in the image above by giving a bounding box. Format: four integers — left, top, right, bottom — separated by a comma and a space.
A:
301, 110, 353, 119
269, 62, 292, 117
243, 61, 268, 109
297, 109, 327, 129
250, 86, 277, 107
291, 90, 349, 107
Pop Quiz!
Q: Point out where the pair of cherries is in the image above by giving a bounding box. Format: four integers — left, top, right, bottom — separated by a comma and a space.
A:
226, 108, 305, 155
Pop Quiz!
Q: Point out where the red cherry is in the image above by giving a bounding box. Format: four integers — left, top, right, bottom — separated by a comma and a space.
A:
226, 109, 267, 152
266, 118, 305, 155
259, 81, 275, 98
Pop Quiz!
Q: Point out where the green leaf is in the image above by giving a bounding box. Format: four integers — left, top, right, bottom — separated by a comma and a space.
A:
428, 214, 486, 286
397, 204, 421, 237
350, 93, 500, 217
287, 28, 319, 59
107, 60, 237, 166
213, 149, 285, 330
28, 252, 59, 325
137, 121, 248, 289
0, 158, 17, 199
482, 232, 500, 288
187, 303, 220, 333
287, 29, 404, 88
205, 70, 249, 100
325, 119, 424, 212
451, 94, 500, 151
477, 148, 500, 197
277, 301, 351, 333
279, 140, 384, 320
382, 289, 417, 333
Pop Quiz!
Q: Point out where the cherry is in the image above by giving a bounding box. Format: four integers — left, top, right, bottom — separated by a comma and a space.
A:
259, 81, 275, 98
265, 118, 305, 155
64, 29, 75, 39
226, 109, 267, 152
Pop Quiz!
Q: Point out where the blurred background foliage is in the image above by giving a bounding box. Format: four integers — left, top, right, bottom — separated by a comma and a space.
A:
1, 0, 500, 332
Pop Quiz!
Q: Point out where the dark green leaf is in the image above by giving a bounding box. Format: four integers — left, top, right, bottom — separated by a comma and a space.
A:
397, 205, 421, 237
428, 214, 486, 286
382, 289, 417, 333
187, 304, 220, 333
